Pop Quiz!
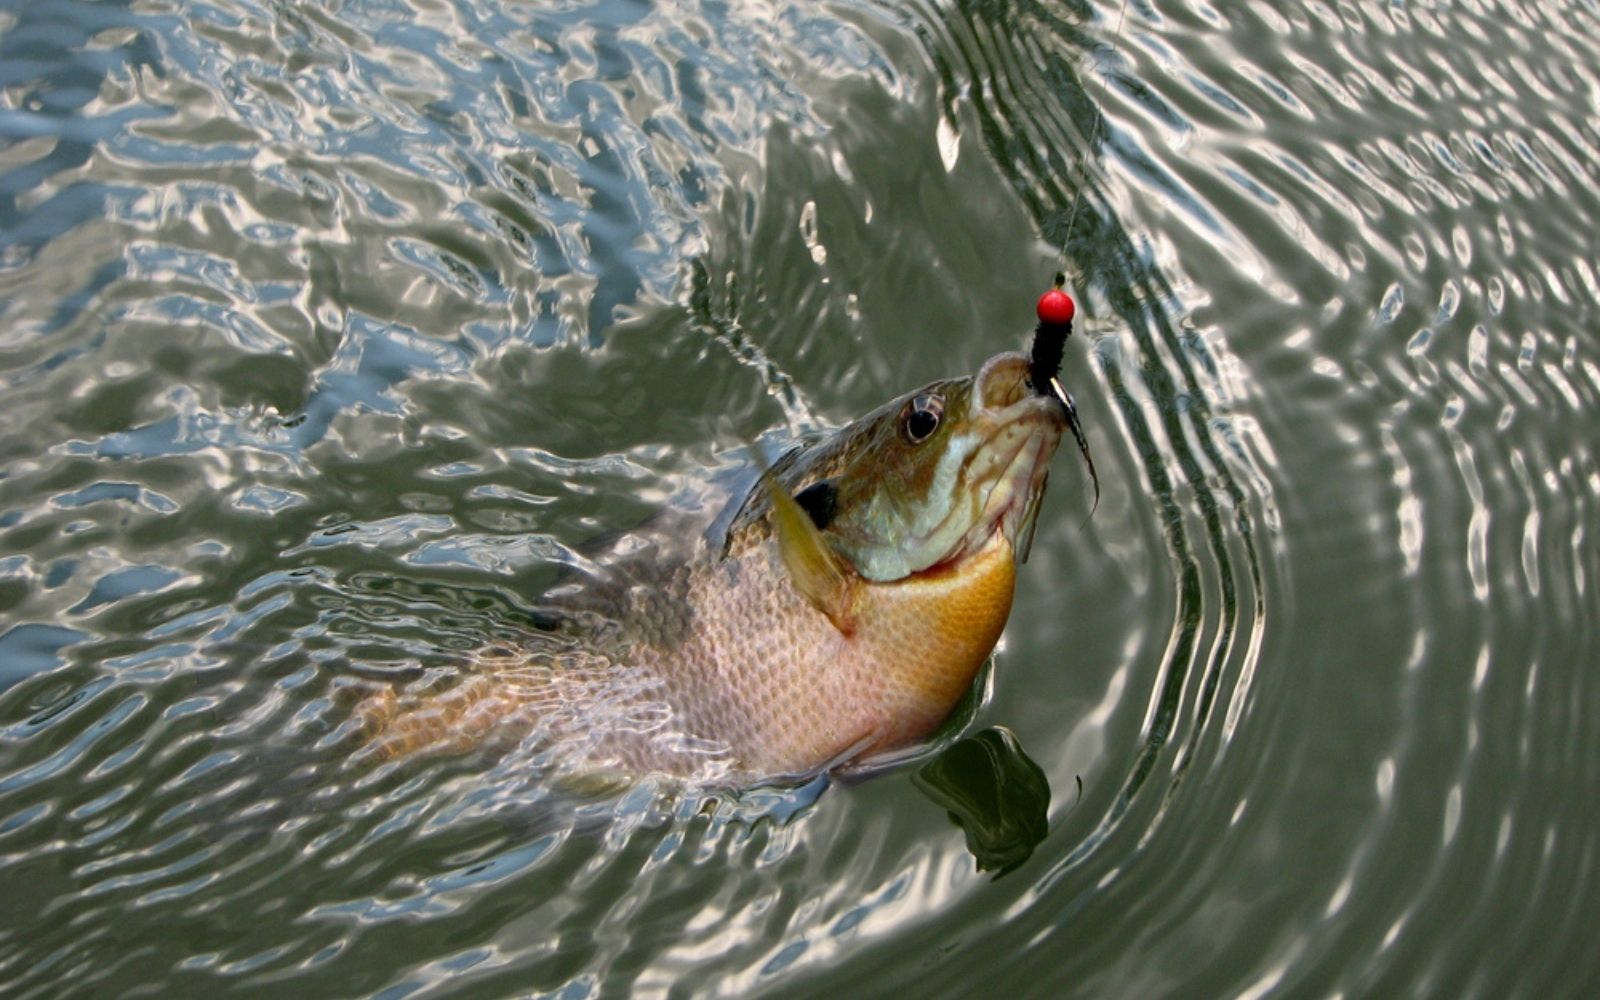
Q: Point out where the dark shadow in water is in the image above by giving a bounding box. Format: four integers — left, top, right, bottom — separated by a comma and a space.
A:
913, 726, 1051, 879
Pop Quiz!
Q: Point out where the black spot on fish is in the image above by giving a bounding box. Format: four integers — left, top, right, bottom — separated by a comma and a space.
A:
794, 479, 838, 530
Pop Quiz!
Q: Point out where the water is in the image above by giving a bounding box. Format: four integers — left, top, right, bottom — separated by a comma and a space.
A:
2, 0, 1597, 995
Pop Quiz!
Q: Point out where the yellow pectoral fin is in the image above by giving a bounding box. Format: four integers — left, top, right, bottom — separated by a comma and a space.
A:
753, 450, 858, 635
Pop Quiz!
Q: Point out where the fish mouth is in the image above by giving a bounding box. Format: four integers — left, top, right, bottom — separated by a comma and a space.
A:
930, 353, 1066, 571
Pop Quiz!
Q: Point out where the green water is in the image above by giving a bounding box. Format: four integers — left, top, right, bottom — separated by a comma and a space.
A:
1, 0, 1596, 995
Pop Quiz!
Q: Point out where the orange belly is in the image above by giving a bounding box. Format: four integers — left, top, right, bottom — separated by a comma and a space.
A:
852, 530, 1017, 749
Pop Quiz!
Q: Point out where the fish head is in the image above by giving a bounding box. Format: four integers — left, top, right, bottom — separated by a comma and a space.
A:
774, 352, 1067, 582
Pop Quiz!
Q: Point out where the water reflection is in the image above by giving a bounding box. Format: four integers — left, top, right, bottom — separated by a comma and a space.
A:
914, 726, 1051, 879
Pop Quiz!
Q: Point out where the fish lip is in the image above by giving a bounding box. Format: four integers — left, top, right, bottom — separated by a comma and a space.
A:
972, 352, 1070, 430
968, 352, 1069, 554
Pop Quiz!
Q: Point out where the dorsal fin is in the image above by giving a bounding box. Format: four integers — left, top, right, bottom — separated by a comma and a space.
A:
750, 448, 857, 635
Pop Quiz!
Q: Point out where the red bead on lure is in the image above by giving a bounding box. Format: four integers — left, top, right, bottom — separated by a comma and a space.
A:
1035, 284, 1075, 325
1029, 272, 1098, 515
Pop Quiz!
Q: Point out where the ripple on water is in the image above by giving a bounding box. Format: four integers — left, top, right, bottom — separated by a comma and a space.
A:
2, 0, 1599, 996
1076, 0, 1600, 995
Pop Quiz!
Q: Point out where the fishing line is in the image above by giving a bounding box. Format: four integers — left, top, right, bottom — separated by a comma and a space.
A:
1059, 0, 1131, 264
1027, 0, 1131, 516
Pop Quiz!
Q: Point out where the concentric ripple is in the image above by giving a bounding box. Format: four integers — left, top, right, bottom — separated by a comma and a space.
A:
1, 0, 1596, 996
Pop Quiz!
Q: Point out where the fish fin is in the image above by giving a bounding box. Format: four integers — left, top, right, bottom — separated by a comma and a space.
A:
750, 445, 857, 635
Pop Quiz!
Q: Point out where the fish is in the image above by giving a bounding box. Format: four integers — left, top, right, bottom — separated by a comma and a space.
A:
349, 351, 1069, 786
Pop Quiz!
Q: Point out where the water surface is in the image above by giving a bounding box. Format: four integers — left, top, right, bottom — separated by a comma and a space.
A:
1, 0, 1597, 996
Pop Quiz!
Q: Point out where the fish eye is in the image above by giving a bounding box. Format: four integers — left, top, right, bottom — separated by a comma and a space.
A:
902, 393, 943, 444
